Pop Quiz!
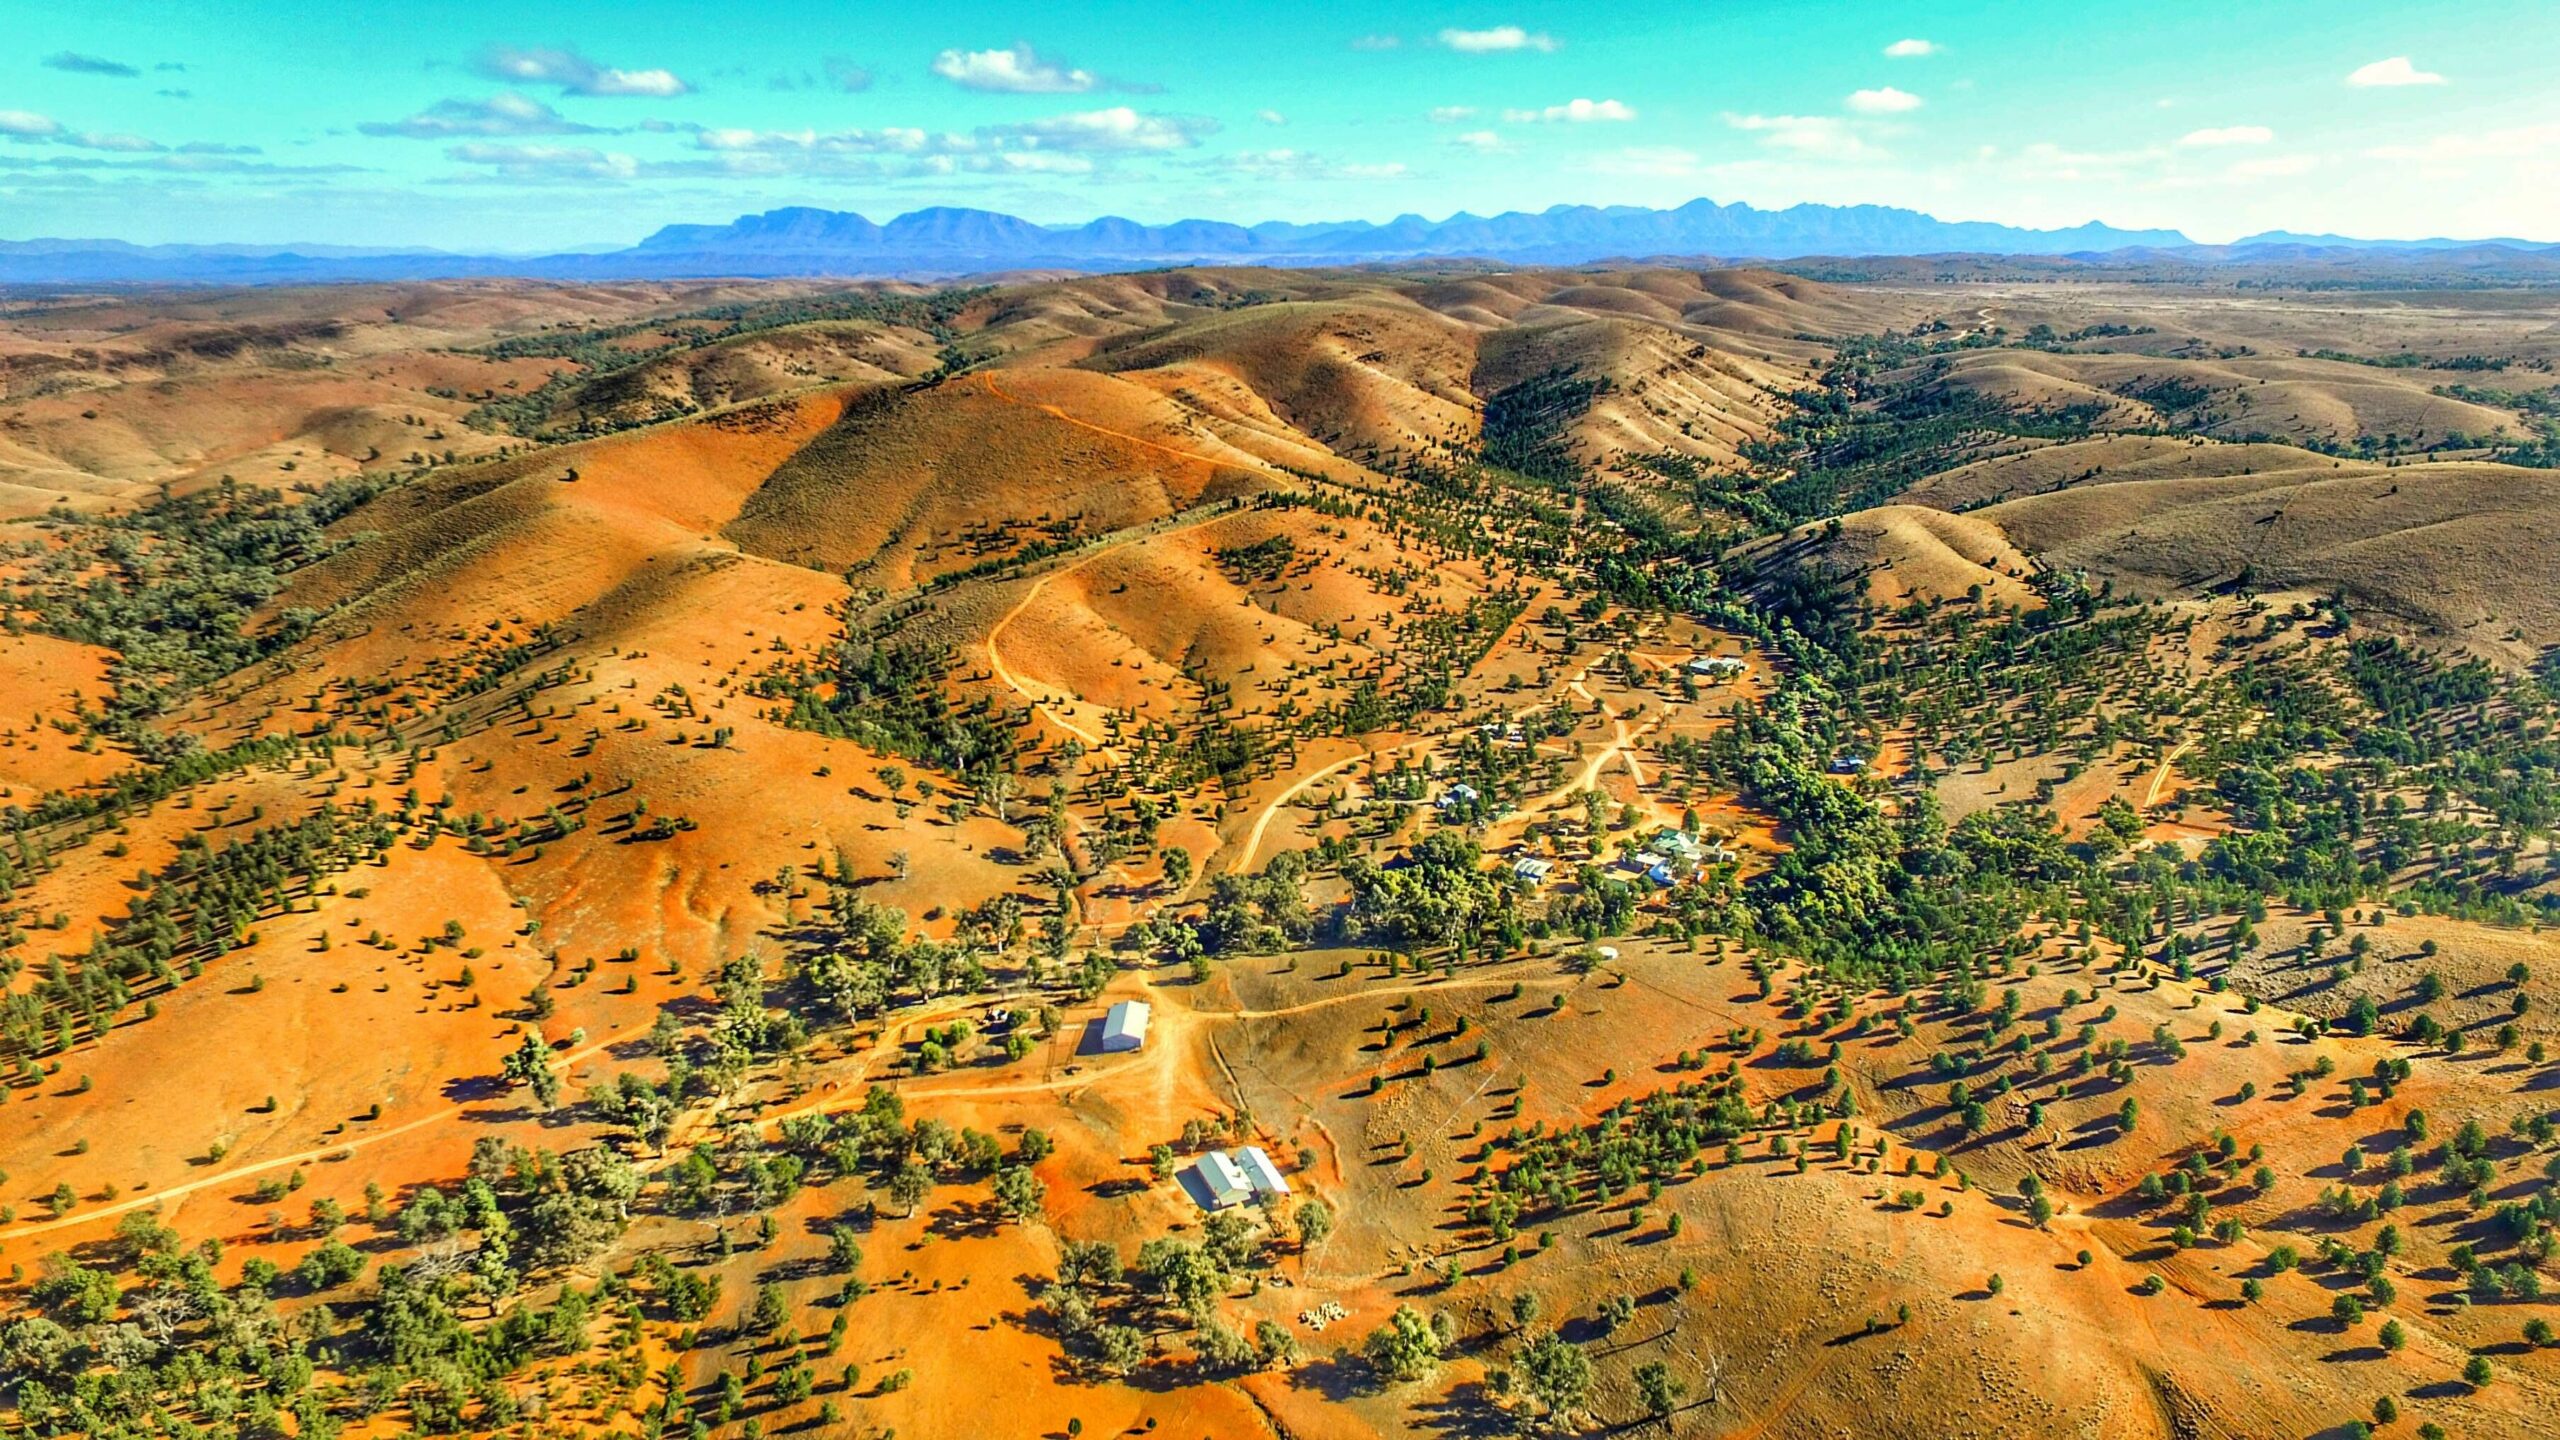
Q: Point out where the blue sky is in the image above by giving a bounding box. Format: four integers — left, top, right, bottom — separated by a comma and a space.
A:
5, 0, 2555, 249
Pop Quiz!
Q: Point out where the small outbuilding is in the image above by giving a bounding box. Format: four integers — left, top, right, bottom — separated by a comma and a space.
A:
1099, 999, 1151, 1052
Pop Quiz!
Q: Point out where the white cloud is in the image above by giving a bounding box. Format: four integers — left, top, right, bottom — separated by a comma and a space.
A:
1591, 145, 1703, 177
2224, 155, 2317, 179
445, 142, 638, 179
894, 150, 1098, 176
0, 150, 353, 179
152, 152, 320, 173
588, 68, 684, 97
1428, 106, 1478, 123
653, 139, 1108, 180
2347, 56, 2444, 87
361, 94, 599, 139
1846, 86, 1922, 114
985, 106, 1217, 152
695, 126, 951, 155
2178, 124, 2274, 147
1256, 108, 1287, 126
670, 104, 1216, 185
931, 42, 1098, 94
988, 151, 1099, 174
0, 110, 254, 160
477, 45, 689, 97
1214, 149, 1406, 181
1502, 97, 1635, 123
1439, 26, 1558, 54
63, 131, 164, 153
2367, 121, 2560, 162
1724, 112, 1876, 159
693, 128, 784, 151
1452, 129, 1506, 150
1883, 39, 1937, 58
1995, 139, 2166, 181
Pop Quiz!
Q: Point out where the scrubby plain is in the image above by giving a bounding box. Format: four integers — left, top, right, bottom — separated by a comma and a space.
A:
1, 264, 2558, 1438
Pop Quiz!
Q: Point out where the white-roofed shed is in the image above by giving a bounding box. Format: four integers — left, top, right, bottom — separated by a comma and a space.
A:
1236, 1146, 1292, 1198
1100, 999, 1151, 1052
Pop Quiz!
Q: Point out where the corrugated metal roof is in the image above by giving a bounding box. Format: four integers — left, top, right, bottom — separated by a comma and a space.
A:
1195, 1150, 1251, 1206
1236, 1146, 1292, 1195
1100, 999, 1150, 1049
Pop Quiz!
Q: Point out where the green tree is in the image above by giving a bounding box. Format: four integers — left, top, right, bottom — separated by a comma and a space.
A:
1253, 1318, 1300, 1369
888, 1160, 932, 1217
827, 1226, 864, 1274
1096, 1324, 1146, 1376
1363, 1306, 1443, 1383
1294, 1196, 1335, 1250
993, 1164, 1047, 1224
752, 1283, 792, 1338
1635, 1359, 1685, 1425
502, 1032, 561, 1109
1517, 1330, 1592, 1427
1509, 1290, 1543, 1332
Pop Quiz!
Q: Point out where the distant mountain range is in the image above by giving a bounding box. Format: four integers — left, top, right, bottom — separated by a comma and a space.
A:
2, 199, 2553, 286
617, 200, 2198, 272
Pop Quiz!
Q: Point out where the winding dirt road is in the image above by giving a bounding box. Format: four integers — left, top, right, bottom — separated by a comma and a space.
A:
2144, 736, 2196, 809
975, 374, 1282, 479
981, 506, 1241, 751
0, 1017, 660, 1244
1226, 733, 1441, 876
970, 368, 1305, 752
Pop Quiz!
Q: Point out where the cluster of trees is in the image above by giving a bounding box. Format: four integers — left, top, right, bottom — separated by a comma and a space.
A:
5, 732, 315, 835
14, 476, 397, 749
1474, 1072, 1756, 1233
1482, 365, 1615, 486
1, 802, 398, 1064
761, 641, 1016, 782
795, 897, 988, 1028
1035, 1207, 1307, 1380
1187, 849, 1316, 955
1732, 331, 2105, 527
2200, 636, 2560, 925
2, 1136, 636, 1439
1339, 831, 1523, 954
2436, 382, 2560, 467
466, 284, 990, 438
